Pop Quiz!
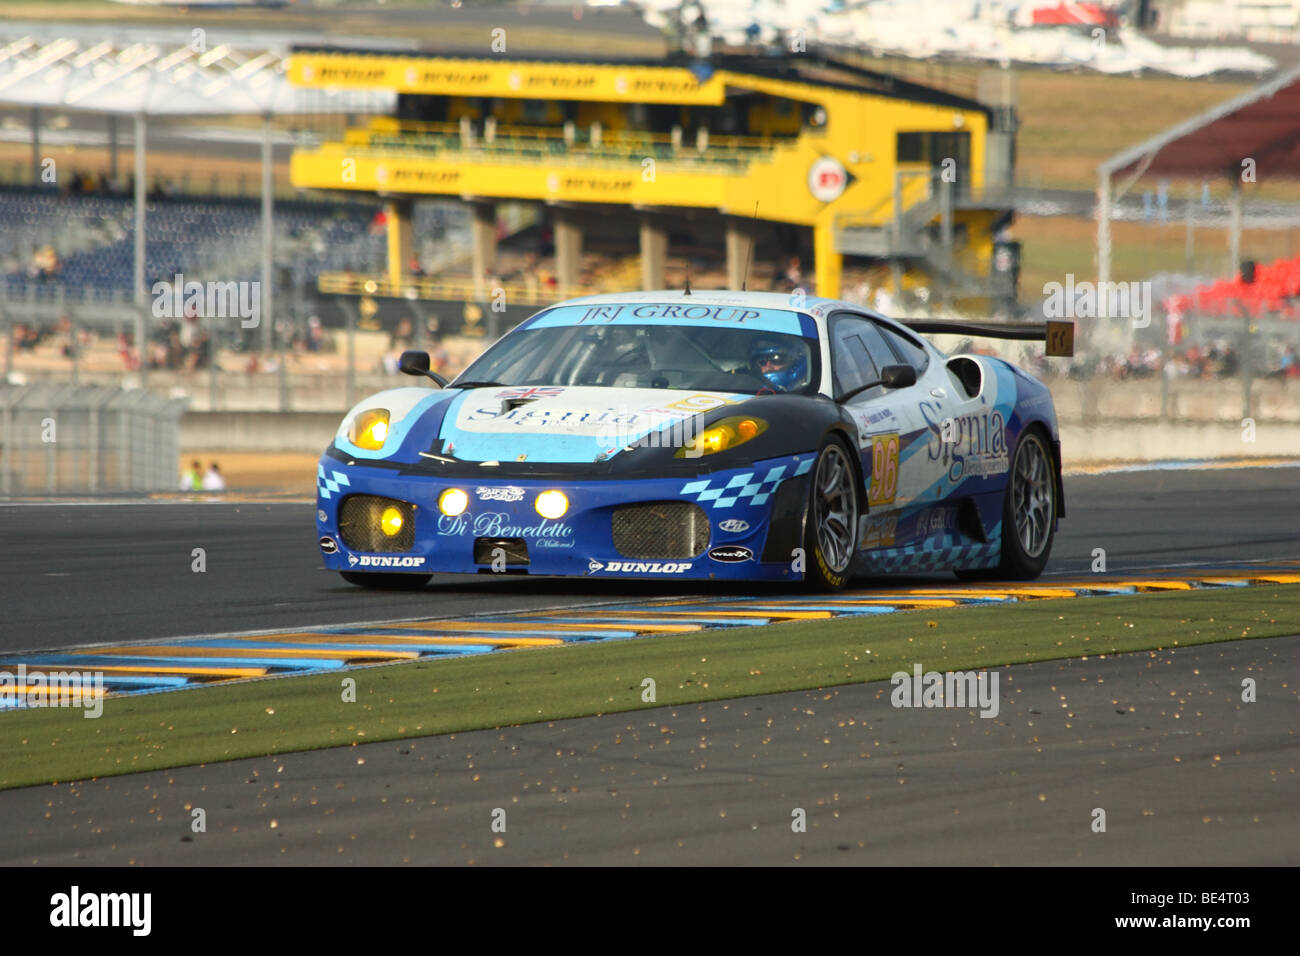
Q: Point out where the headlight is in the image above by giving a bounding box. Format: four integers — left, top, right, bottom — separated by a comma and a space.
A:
535, 490, 569, 520
676, 416, 768, 458
337, 389, 434, 456
349, 409, 391, 450
439, 488, 469, 517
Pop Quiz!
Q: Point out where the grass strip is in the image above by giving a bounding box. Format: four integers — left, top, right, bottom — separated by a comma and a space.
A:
1, 584, 1297, 790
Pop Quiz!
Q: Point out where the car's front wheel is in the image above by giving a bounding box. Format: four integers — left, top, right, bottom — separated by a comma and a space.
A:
340, 571, 432, 590
803, 438, 859, 591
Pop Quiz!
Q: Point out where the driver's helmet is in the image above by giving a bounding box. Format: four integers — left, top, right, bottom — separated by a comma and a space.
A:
749, 338, 808, 391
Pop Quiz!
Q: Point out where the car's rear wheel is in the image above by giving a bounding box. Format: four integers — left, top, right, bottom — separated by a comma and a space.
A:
803, 438, 859, 591
997, 428, 1057, 580
340, 571, 432, 590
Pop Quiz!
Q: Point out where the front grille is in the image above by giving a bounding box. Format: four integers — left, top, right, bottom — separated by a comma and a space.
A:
474, 537, 529, 566
338, 494, 416, 553
612, 501, 709, 559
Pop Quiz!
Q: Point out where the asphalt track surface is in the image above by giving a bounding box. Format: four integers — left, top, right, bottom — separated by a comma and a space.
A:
1, 465, 1298, 864
1, 466, 1297, 653
2, 636, 1296, 865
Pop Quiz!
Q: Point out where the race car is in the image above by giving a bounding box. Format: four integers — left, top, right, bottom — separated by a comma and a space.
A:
316, 290, 1068, 590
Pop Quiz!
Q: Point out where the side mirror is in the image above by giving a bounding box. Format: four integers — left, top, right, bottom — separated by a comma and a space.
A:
399, 350, 430, 376
398, 350, 448, 387
880, 364, 917, 389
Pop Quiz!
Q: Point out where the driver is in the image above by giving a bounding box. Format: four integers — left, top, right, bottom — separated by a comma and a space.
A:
749, 338, 809, 392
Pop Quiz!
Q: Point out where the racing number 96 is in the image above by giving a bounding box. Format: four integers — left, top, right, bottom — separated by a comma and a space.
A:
868, 433, 899, 506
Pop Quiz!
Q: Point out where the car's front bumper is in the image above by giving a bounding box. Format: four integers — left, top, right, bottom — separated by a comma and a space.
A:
315, 450, 817, 582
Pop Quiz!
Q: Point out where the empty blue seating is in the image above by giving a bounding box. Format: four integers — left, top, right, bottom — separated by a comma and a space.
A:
0, 187, 460, 301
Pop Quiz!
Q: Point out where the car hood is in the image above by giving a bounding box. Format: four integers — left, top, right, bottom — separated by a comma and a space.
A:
438, 385, 755, 464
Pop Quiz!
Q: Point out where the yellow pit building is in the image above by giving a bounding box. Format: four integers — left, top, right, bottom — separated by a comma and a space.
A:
288, 48, 1017, 307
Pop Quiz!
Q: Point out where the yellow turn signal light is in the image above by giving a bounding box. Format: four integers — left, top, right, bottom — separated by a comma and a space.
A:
535, 490, 569, 520
439, 488, 469, 517
380, 506, 404, 537
349, 409, 391, 451
676, 417, 768, 458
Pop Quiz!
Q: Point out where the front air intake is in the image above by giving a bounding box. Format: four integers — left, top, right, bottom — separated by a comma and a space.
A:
612, 501, 710, 559
338, 494, 416, 553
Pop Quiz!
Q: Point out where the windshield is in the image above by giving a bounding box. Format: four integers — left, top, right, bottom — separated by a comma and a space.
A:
455, 304, 821, 395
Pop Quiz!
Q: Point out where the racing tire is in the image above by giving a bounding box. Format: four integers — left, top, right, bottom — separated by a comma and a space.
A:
994, 427, 1057, 580
340, 571, 432, 590
802, 437, 860, 592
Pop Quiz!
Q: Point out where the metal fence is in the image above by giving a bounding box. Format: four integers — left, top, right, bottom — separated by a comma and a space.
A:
0, 384, 186, 495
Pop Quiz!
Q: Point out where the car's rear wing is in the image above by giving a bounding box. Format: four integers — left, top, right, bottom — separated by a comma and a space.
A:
900, 319, 1075, 357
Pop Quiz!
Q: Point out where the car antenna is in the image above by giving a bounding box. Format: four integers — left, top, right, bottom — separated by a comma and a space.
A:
741, 201, 758, 291
684, 263, 692, 296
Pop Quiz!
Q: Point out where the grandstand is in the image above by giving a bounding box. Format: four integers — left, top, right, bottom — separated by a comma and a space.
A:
0, 188, 422, 304
287, 48, 1020, 311
2, 6, 1292, 422
1171, 252, 1300, 321
1095, 60, 1300, 373
0, 15, 1025, 366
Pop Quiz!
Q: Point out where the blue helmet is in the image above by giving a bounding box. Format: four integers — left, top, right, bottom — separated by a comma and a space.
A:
750, 338, 808, 392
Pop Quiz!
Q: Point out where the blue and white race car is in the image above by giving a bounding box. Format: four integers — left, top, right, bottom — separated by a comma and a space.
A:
316, 291, 1067, 590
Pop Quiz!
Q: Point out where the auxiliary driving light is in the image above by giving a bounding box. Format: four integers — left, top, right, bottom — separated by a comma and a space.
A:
439, 488, 469, 517
535, 490, 569, 520
379, 506, 404, 537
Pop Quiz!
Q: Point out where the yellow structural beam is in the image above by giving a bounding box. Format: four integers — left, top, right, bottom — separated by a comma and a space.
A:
386, 198, 413, 288
289, 50, 997, 304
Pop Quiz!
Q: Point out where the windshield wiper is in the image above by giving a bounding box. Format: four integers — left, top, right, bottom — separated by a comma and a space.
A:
451, 380, 509, 389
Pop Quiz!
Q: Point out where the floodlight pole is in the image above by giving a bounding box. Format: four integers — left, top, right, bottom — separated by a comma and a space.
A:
109, 115, 118, 183
31, 107, 40, 184
1096, 171, 1111, 291
1227, 177, 1243, 273
134, 111, 148, 385
261, 112, 274, 355
1096, 168, 1112, 352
